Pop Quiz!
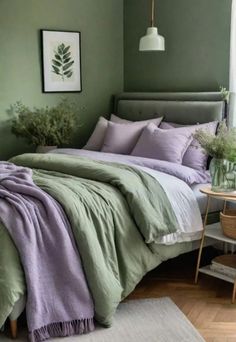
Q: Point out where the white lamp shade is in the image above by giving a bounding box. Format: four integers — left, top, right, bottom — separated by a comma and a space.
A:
139, 27, 165, 51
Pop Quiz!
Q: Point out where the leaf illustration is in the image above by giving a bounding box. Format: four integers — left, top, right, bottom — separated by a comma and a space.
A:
64, 70, 72, 75
55, 54, 62, 62
63, 45, 70, 54
52, 59, 61, 67
63, 57, 71, 64
66, 71, 73, 78
57, 43, 65, 55
63, 61, 74, 71
63, 52, 71, 60
51, 42, 74, 81
52, 65, 60, 75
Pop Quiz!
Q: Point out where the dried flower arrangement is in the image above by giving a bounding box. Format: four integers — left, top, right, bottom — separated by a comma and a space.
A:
11, 99, 78, 147
194, 121, 236, 160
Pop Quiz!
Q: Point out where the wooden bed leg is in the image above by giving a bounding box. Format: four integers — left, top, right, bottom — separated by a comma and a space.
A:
10, 319, 18, 339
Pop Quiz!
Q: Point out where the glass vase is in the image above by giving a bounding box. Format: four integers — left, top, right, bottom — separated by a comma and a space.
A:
209, 158, 234, 192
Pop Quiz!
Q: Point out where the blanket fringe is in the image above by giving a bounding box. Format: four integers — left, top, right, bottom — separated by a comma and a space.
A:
29, 318, 95, 342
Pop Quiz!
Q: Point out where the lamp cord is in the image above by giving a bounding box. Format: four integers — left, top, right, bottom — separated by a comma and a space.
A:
151, 0, 155, 27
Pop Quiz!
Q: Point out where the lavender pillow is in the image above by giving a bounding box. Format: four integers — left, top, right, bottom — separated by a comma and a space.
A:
131, 123, 193, 164
83, 117, 109, 151
101, 116, 163, 155
101, 122, 147, 154
111, 114, 163, 127
160, 121, 218, 170
84, 115, 163, 152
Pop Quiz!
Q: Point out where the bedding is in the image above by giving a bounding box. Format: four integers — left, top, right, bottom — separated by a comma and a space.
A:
52, 149, 211, 186
160, 121, 218, 170
0, 222, 26, 326
55, 150, 216, 221
83, 114, 163, 152
0, 150, 204, 336
0, 162, 94, 341
131, 123, 193, 164
52, 149, 206, 244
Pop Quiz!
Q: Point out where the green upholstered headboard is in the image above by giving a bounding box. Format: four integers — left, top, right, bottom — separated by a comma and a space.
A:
114, 92, 227, 125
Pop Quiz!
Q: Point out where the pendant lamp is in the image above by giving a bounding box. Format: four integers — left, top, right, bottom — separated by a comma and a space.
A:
139, 0, 165, 51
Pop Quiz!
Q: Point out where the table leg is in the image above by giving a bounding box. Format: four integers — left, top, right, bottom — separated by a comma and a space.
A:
232, 280, 236, 304
223, 201, 228, 254
195, 195, 211, 284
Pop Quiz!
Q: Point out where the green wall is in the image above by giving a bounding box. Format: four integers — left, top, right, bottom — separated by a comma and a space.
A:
0, 0, 232, 159
0, 0, 123, 160
124, 0, 232, 92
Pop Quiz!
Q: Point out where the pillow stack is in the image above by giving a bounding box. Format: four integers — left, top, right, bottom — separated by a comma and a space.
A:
83, 113, 218, 171
84, 114, 163, 154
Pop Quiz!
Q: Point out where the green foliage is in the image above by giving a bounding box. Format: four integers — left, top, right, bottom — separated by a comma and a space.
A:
11, 99, 78, 146
219, 86, 229, 103
52, 43, 74, 81
194, 121, 236, 160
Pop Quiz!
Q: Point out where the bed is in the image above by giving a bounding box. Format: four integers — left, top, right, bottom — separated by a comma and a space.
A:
0, 91, 226, 341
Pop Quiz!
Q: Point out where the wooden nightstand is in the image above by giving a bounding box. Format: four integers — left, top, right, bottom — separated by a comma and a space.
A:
195, 187, 236, 303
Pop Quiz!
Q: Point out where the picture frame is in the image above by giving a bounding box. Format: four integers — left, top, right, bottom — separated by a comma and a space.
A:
41, 30, 82, 93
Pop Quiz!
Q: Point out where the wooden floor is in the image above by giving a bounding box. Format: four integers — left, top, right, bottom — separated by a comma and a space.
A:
128, 247, 236, 342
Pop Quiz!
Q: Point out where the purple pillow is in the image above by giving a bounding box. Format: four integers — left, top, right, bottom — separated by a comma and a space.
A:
101, 116, 163, 155
160, 121, 218, 170
84, 115, 163, 152
83, 117, 109, 151
101, 122, 146, 154
131, 123, 193, 164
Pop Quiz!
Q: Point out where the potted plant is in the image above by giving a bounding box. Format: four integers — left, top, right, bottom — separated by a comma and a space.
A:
11, 99, 78, 153
194, 121, 236, 192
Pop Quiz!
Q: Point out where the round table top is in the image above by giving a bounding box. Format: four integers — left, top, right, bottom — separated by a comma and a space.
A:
200, 186, 236, 201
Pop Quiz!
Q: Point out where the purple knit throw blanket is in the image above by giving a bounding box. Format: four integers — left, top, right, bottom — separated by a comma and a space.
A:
0, 162, 94, 341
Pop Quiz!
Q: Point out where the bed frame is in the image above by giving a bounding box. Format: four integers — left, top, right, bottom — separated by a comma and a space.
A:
113, 92, 226, 124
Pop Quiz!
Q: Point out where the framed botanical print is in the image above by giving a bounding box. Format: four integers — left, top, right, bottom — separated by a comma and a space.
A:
41, 30, 82, 93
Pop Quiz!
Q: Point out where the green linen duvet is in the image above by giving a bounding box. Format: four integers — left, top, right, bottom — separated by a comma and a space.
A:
0, 153, 193, 327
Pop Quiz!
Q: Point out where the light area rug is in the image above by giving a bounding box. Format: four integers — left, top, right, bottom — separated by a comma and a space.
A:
0, 298, 205, 342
